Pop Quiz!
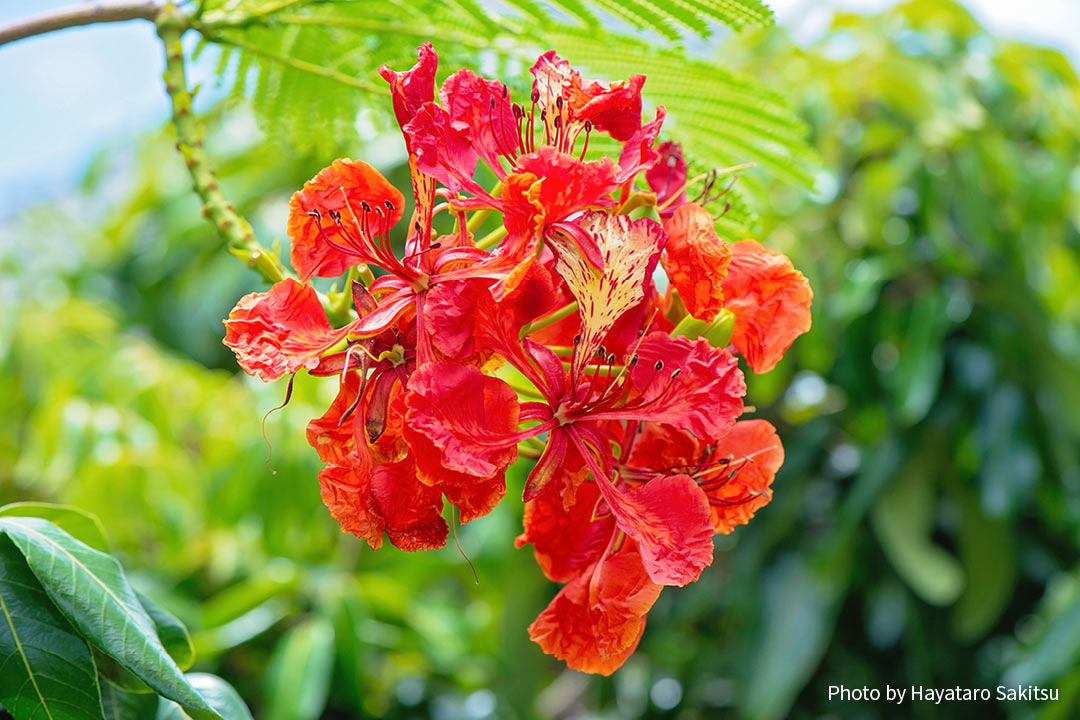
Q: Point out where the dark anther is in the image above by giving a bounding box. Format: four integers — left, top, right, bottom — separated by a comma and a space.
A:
541, 109, 547, 122
430, 242, 442, 249
307, 209, 322, 220
553, 116, 562, 129
607, 353, 616, 364
513, 103, 523, 118
556, 96, 563, 109
531, 88, 540, 104
414, 221, 423, 234
585, 120, 593, 132
502, 84, 509, 98
573, 334, 582, 345
384, 200, 394, 210
329, 209, 343, 223
719, 457, 731, 465
630, 354, 639, 366
597, 345, 606, 357
670, 369, 682, 379
654, 360, 664, 370
360, 201, 372, 212
490, 98, 496, 108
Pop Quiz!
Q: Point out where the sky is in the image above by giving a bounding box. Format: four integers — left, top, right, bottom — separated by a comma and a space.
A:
1, 0, 1078, 219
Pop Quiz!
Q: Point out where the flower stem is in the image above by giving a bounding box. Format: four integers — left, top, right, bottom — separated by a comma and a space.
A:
522, 301, 579, 335
475, 226, 508, 251
156, 3, 288, 284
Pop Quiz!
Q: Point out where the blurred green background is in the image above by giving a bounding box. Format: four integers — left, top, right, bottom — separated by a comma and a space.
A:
2, 0, 1080, 717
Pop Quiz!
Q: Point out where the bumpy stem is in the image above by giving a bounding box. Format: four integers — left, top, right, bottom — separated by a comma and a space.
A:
156, 3, 287, 284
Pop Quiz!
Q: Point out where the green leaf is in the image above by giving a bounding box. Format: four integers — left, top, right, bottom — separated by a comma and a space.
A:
0, 502, 109, 553
137, 592, 196, 672
156, 674, 253, 720
0, 518, 220, 719
100, 677, 159, 720
263, 616, 335, 720
0, 533, 103, 720
871, 471, 964, 606
952, 494, 1015, 640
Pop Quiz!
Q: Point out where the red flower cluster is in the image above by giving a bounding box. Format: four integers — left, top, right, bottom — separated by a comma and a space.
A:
223, 44, 812, 675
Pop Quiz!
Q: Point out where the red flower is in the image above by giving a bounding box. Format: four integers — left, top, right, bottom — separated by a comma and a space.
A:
625, 419, 784, 534
223, 41, 813, 679
722, 239, 813, 373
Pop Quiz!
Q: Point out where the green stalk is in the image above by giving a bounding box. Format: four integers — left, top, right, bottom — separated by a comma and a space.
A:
156, 3, 287, 284
522, 301, 579, 335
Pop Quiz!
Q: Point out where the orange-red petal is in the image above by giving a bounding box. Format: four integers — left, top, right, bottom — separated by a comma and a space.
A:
528, 540, 662, 676
705, 420, 784, 533
661, 203, 731, 322
223, 278, 346, 382
287, 159, 405, 281
722, 240, 812, 373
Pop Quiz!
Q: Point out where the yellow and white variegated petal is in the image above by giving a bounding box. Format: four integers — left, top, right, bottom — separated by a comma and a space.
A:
549, 211, 665, 377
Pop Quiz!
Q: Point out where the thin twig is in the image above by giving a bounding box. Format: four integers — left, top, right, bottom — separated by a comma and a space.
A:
0, 1, 160, 47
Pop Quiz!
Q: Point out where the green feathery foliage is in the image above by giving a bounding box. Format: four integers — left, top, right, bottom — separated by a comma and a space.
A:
190, 0, 813, 234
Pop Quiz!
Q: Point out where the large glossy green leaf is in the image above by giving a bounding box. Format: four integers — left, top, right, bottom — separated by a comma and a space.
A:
263, 615, 335, 720
0, 518, 219, 719
0, 533, 103, 720
156, 674, 253, 720
0, 503, 109, 553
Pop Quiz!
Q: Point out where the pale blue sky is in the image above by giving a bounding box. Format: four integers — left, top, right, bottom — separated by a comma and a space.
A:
1, 0, 1077, 219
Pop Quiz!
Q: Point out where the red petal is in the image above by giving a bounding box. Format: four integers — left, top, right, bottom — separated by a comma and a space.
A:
319, 459, 383, 550
370, 457, 449, 551
516, 478, 612, 582
610, 332, 745, 439
528, 540, 662, 676
592, 471, 714, 587
661, 203, 732, 322
646, 141, 688, 221
223, 278, 346, 382
440, 68, 518, 179
722, 240, 813, 373
287, 159, 405, 281
378, 42, 438, 134
617, 107, 666, 183
403, 362, 520, 522
705, 420, 784, 533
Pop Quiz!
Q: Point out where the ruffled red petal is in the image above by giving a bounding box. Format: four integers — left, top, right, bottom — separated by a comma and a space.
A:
592, 471, 714, 587
378, 42, 438, 135
223, 278, 346, 382
528, 539, 662, 676
662, 203, 731, 322
516, 475, 612, 582
403, 361, 520, 522
287, 159, 405, 281
722, 239, 813, 373
704, 419, 783, 533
